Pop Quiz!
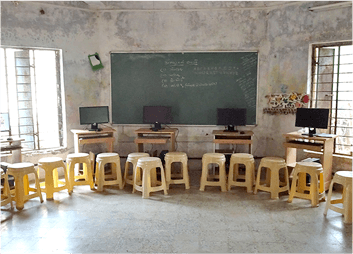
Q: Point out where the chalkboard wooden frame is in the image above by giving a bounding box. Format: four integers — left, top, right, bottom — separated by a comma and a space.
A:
110, 51, 259, 126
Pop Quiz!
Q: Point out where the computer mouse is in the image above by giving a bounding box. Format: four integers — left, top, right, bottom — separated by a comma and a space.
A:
7, 137, 13, 141
240, 131, 245, 134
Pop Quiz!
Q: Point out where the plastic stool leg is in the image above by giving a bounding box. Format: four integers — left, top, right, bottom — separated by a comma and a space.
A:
323, 181, 334, 215
159, 166, 168, 195
14, 176, 25, 210
67, 162, 74, 193
270, 169, 280, 199
199, 162, 208, 191
45, 168, 55, 200
310, 173, 319, 207
114, 162, 124, 189
142, 168, 151, 199
182, 161, 190, 190
343, 184, 352, 224
165, 161, 171, 189
34, 172, 43, 203
228, 162, 234, 191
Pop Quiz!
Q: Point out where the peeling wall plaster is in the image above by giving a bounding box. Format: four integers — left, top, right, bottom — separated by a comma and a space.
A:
1, 1, 352, 170
1, 1, 102, 154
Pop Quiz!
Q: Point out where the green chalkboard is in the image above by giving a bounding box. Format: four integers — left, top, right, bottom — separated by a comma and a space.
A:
111, 52, 258, 125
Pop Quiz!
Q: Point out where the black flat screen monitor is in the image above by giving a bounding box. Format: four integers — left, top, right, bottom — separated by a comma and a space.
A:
79, 106, 109, 131
295, 108, 329, 137
143, 106, 172, 131
217, 108, 247, 132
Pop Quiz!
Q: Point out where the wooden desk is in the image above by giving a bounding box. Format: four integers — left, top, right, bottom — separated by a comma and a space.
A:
71, 128, 115, 153
0, 138, 24, 163
283, 131, 338, 191
134, 128, 178, 152
212, 130, 254, 154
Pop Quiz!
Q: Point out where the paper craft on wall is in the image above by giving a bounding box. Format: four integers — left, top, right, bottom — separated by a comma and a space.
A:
263, 92, 309, 115
88, 53, 104, 71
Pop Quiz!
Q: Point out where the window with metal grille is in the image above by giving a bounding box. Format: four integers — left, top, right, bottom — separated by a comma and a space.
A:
310, 41, 353, 156
0, 47, 65, 151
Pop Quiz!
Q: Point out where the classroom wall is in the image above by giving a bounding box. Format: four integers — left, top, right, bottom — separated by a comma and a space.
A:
97, 3, 268, 158
1, 1, 352, 170
1, 1, 104, 162
96, 1, 352, 169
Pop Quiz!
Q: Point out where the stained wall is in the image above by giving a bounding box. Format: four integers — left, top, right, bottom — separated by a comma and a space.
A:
1, 1, 103, 162
1, 1, 352, 170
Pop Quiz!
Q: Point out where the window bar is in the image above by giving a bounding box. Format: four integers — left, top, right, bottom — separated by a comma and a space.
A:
333, 46, 341, 154
55, 50, 64, 147
15, 50, 35, 150
328, 47, 335, 134
14, 52, 22, 140
3, 49, 12, 136
31, 50, 40, 150
312, 47, 320, 108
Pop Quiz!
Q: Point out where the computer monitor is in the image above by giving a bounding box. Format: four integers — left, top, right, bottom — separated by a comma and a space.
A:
143, 106, 172, 131
79, 106, 109, 131
217, 108, 247, 132
295, 108, 329, 137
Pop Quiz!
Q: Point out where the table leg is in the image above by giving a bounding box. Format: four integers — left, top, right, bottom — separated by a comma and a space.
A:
107, 141, 113, 152
322, 139, 334, 191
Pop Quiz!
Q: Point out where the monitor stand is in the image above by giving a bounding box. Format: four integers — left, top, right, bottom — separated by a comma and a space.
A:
151, 122, 162, 132
302, 127, 316, 137
89, 123, 102, 131
224, 125, 238, 132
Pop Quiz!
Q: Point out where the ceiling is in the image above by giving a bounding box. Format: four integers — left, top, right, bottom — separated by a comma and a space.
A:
35, 1, 349, 11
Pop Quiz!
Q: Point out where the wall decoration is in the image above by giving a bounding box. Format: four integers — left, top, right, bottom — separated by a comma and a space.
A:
263, 92, 309, 115
88, 52, 104, 71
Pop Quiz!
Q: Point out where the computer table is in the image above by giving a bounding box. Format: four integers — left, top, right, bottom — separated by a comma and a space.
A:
134, 128, 178, 153
283, 131, 338, 191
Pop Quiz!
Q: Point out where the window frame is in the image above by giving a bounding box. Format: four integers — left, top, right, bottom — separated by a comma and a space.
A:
310, 41, 353, 156
0, 46, 66, 152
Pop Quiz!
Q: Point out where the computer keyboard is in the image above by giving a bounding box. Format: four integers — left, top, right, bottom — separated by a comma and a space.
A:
316, 133, 335, 138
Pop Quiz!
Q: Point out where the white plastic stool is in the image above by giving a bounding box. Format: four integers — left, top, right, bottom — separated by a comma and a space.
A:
1, 169, 13, 209
199, 153, 227, 192
66, 153, 94, 193
165, 152, 190, 190
95, 153, 124, 191
324, 171, 352, 224
7, 163, 43, 210
124, 152, 150, 187
38, 157, 70, 200
228, 153, 255, 193
288, 162, 325, 207
254, 157, 289, 199
133, 157, 168, 198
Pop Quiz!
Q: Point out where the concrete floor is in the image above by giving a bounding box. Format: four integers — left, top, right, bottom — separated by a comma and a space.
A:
1, 169, 352, 254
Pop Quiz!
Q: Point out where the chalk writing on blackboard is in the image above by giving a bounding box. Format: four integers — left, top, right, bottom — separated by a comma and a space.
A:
237, 75, 257, 109
111, 52, 258, 125
241, 55, 257, 72
162, 82, 218, 88
164, 59, 198, 67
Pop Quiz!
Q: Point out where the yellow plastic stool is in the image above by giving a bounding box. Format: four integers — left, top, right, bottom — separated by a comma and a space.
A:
124, 152, 150, 187
66, 153, 94, 193
1, 169, 13, 209
199, 153, 227, 192
254, 157, 289, 199
7, 163, 43, 210
38, 157, 70, 200
165, 152, 190, 190
228, 153, 255, 193
133, 157, 168, 198
324, 171, 352, 224
95, 153, 124, 191
288, 162, 325, 207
